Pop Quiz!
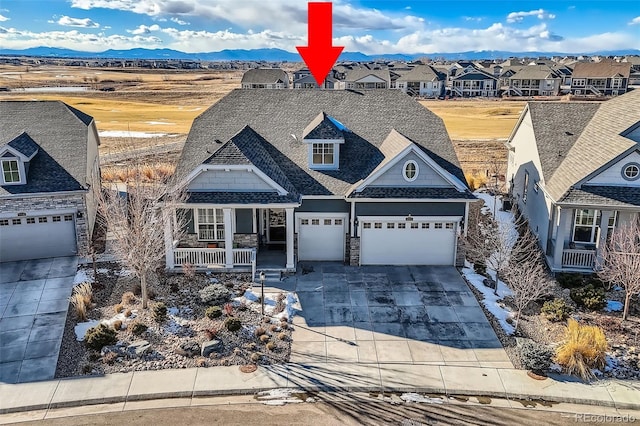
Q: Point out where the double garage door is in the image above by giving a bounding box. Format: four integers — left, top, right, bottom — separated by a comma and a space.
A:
360, 218, 457, 266
0, 213, 77, 262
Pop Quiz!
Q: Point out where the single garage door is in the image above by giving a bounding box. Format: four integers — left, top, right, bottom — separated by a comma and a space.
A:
360, 218, 457, 265
0, 213, 77, 262
297, 216, 346, 261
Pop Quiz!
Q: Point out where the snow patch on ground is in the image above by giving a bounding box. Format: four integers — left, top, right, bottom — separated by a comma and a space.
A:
462, 267, 515, 335
74, 320, 100, 341
474, 190, 519, 249
145, 121, 175, 125
73, 269, 93, 284
255, 389, 307, 405
605, 300, 623, 312
233, 290, 299, 321
98, 130, 168, 138
400, 393, 444, 404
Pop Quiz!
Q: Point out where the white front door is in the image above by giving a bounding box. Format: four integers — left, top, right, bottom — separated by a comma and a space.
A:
297, 214, 347, 261
360, 218, 457, 265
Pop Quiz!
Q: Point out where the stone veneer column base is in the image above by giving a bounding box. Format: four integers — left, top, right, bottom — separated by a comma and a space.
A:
349, 236, 360, 266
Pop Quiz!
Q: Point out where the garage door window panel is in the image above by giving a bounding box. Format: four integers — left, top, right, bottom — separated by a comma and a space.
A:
0, 219, 8, 226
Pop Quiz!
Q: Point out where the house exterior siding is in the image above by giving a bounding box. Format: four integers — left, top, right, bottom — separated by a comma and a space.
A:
355, 202, 465, 217
369, 152, 451, 187
187, 169, 275, 192
295, 198, 350, 213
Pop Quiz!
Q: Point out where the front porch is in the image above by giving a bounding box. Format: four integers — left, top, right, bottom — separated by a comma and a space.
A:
164, 205, 297, 273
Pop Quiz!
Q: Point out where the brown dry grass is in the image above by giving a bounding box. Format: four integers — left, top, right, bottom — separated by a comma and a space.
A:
421, 99, 526, 140
555, 319, 608, 381
101, 162, 175, 183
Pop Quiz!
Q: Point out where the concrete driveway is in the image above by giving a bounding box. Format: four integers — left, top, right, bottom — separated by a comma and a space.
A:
285, 264, 511, 368
0, 257, 77, 383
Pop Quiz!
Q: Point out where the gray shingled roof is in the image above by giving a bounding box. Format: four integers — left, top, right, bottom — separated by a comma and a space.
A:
509, 66, 561, 80
344, 68, 390, 83
302, 112, 344, 140
560, 186, 640, 207
0, 101, 93, 195
176, 89, 466, 197
204, 126, 297, 196
396, 65, 444, 82
349, 187, 476, 199
545, 90, 640, 202
452, 70, 497, 81
7, 132, 39, 158
526, 102, 601, 182
572, 60, 631, 79
241, 68, 289, 84
187, 192, 298, 205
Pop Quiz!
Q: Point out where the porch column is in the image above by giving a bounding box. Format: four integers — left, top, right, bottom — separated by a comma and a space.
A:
597, 210, 613, 265
223, 208, 233, 268
163, 208, 174, 269
285, 207, 295, 269
553, 208, 572, 269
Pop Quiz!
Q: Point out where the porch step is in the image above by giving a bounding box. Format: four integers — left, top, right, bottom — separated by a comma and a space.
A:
254, 269, 285, 283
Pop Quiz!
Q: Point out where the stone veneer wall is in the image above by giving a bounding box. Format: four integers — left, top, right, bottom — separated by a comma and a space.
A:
455, 236, 465, 267
233, 233, 258, 248
349, 236, 360, 266
0, 193, 89, 255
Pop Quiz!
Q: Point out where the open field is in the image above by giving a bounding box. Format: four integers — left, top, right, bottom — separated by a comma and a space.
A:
1, 65, 516, 174
420, 99, 526, 140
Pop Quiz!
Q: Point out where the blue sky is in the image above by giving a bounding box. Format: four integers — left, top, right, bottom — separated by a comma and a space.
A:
0, 1, 638, 53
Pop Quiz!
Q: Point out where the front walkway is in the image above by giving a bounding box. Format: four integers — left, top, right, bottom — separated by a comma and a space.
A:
0, 257, 78, 383
282, 264, 510, 368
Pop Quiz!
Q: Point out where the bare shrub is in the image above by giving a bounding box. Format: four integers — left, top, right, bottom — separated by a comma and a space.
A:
121, 291, 136, 305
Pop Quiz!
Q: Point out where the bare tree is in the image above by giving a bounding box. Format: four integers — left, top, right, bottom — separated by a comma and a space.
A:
95, 152, 186, 309
597, 221, 640, 321
504, 258, 554, 332
463, 207, 539, 297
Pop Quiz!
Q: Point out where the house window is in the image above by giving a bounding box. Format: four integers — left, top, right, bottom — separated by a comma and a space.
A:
573, 79, 586, 86
573, 209, 600, 243
403, 160, 419, 182
622, 163, 640, 181
523, 171, 529, 203
2, 160, 20, 183
312, 143, 334, 165
197, 208, 224, 241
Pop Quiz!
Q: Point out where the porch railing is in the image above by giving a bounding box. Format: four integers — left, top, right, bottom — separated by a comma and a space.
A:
172, 247, 256, 270
562, 249, 596, 269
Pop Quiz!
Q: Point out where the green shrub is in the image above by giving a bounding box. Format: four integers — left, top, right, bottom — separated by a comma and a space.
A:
205, 306, 223, 319
84, 323, 117, 351
199, 284, 232, 306
519, 340, 553, 373
225, 317, 242, 332
556, 273, 584, 289
570, 284, 606, 310
473, 261, 487, 276
130, 321, 148, 336
152, 302, 168, 323
541, 298, 573, 322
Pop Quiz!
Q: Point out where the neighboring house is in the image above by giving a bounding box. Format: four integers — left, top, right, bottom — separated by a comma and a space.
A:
341, 69, 391, 90
507, 66, 563, 96
395, 65, 446, 98
0, 101, 100, 262
240, 68, 290, 89
165, 90, 475, 272
292, 74, 337, 89
570, 60, 631, 96
450, 69, 498, 97
506, 90, 640, 273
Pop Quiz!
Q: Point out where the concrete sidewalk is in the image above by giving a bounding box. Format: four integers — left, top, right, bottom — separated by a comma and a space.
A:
1, 363, 639, 416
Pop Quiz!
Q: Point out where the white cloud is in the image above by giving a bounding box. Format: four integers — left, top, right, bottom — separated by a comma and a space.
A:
170, 17, 189, 25
506, 9, 556, 23
0, 26, 162, 51
128, 24, 161, 35
464, 16, 483, 22
57, 15, 100, 28
629, 16, 640, 25
160, 27, 302, 53
0, 14, 9, 22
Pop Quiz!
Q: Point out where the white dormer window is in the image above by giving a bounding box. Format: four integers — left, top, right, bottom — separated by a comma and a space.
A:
312, 143, 335, 166
2, 159, 20, 184
403, 160, 419, 182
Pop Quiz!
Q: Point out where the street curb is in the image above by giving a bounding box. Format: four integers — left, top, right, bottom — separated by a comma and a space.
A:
2, 382, 639, 415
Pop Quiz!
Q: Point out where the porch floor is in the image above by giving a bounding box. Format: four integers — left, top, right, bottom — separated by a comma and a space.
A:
256, 245, 286, 269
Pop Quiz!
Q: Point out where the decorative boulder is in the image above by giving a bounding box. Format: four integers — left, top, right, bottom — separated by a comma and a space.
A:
176, 340, 201, 357
201, 339, 223, 357
126, 340, 151, 358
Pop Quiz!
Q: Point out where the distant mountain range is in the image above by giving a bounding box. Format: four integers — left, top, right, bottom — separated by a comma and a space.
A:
1, 47, 639, 62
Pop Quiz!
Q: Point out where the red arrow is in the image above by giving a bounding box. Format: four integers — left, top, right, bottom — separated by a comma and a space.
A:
296, 2, 344, 87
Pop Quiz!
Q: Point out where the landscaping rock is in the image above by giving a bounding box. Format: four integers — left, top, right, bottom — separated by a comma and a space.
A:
201, 339, 223, 357
101, 345, 126, 358
175, 340, 201, 358
126, 340, 151, 358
